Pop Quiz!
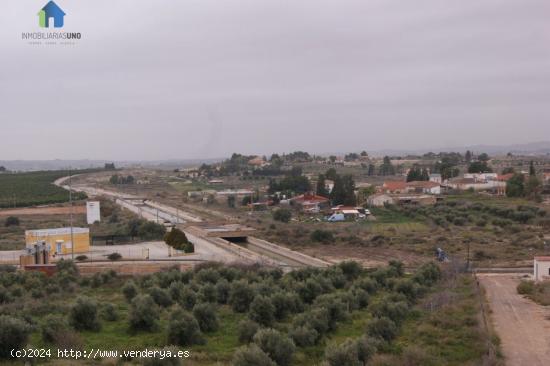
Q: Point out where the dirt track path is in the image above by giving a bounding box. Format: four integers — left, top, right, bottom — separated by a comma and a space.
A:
479, 274, 550, 365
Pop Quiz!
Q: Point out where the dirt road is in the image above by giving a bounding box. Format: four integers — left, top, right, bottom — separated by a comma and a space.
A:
479, 274, 550, 365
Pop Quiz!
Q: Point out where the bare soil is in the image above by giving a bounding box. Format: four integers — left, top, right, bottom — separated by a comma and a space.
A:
0, 205, 86, 216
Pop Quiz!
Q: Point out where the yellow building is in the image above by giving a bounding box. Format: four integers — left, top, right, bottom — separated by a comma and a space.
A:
25, 227, 90, 256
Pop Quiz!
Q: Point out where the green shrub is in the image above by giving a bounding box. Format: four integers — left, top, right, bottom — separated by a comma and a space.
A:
230, 280, 256, 313
193, 303, 219, 332
271, 292, 302, 320
122, 280, 139, 302
107, 252, 122, 261
0, 316, 31, 358
324, 339, 361, 366
253, 329, 295, 366
180, 287, 197, 310
517, 281, 535, 295
338, 261, 362, 281
101, 303, 118, 321
310, 229, 334, 243
0, 286, 11, 304
149, 286, 173, 307
238, 319, 260, 344
249, 296, 276, 327
41, 314, 70, 343
4, 216, 20, 227
129, 295, 160, 331
166, 308, 204, 346
356, 336, 379, 365
367, 317, 397, 342
198, 283, 217, 303
289, 325, 318, 347
232, 344, 276, 366
69, 296, 101, 331
216, 279, 231, 304
313, 294, 349, 330
272, 209, 292, 223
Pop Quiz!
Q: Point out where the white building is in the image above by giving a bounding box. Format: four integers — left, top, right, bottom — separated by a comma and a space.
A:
429, 174, 442, 184
86, 201, 101, 224
367, 194, 394, 207
534, 257, 550, 282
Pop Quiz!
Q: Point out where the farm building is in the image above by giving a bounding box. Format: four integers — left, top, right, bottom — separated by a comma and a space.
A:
25, 227, 90, 256
367, 194, 394, 207
290, 193, 330, 213
534, 257, 550, 282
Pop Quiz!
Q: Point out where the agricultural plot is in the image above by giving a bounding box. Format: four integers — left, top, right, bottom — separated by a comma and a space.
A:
0, 260, 494, 366
0, 171, 87, 208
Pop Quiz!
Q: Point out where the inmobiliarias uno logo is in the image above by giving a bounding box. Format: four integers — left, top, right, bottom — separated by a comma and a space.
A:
22, 0, 82, 42
38, 1, 66, 28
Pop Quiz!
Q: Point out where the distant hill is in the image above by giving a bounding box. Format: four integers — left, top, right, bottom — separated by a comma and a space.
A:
368, 141, 550, 157
0, 158, 223, 172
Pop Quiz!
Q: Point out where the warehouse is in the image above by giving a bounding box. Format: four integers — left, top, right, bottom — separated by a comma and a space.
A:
25, 227, 90, 256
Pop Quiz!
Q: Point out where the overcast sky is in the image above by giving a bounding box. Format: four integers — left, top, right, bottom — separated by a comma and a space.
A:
1, 0, 549, 160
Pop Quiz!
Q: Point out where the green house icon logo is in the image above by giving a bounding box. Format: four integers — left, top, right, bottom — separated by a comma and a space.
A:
38, 1, 66, 28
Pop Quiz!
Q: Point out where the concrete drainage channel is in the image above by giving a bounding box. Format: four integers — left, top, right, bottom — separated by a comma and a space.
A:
63, 182, 329, 269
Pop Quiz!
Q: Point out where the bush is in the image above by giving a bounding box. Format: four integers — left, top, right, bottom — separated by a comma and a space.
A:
193, 303, 219, 332
101, 303, 118, 321
69, 296, 101, 331
198, 283, 217, 303
324, 339, 361, 366
229, 280, 256, 313
164, 228, 190, 250
232, 344, 276, 366
517, 280, 535, 295
238, 319, 260, 344
310, 229, 334, 244
149, 286, 173, 307
216, 279, 231, 304
56, 259, 79, 276
41, 314, 70, 343
0, 316, 30, 358
166, 308, 204, 346
271, 292, 302, 320
107, 252, 122, 261
272, 209, 292, 223
4, 216, 20, 227
313, 294, 349, 330
253, 329, 295, 366
249, 296, 276, 327
137, 221, 167, 240
130, 295, 160, 331
338, 261, 362, 281
367, 317, 397, 342
180, 287, 197, 310
122, 281, 139, 302
356, 336, 378, 365
289, 325, 318, 347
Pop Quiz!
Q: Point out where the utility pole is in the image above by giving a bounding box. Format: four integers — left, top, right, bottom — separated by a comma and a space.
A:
69, 168, 75, 260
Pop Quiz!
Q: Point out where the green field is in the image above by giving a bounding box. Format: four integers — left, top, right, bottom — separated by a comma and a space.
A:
0, 171, 88, 208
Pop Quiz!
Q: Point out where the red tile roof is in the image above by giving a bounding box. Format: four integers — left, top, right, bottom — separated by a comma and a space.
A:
383, 181, 407, 191
535, 256, 550, 262
291, 193, 329, 204
406, 181, 440, 189
497, 173, 514, 182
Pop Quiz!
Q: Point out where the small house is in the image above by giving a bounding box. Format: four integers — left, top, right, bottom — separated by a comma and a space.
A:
534, 257, 550, 282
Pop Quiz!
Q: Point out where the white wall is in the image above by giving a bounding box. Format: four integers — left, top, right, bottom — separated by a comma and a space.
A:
534, 260, 550, 281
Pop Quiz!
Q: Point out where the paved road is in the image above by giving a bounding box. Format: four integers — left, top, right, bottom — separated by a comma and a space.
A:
479, 274, 550, 365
